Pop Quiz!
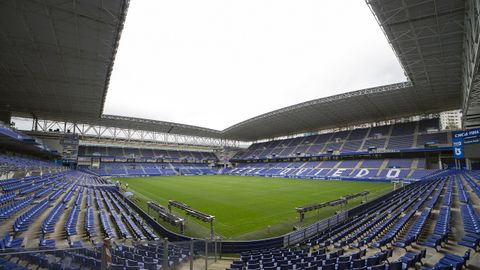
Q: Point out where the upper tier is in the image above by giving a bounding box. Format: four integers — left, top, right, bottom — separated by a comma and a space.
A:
233, 118, 451, 161
78, 146, 218, 162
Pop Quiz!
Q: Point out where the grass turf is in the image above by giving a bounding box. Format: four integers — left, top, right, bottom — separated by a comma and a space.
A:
116, 175, 392, 240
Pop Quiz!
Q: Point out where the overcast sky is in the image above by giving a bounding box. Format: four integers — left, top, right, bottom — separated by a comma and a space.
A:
104, 0, 406, 130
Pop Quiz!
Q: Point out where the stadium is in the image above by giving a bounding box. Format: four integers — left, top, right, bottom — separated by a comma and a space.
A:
0, 0, 480, 269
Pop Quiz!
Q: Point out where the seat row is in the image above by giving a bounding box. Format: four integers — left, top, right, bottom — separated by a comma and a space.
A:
0, 192, 16, 205
74, 187, 83, 205
35, 186, 53, 198
462, 172, 480, 199
18, 184, 42, 196
85, 207, 95, 237
458, 203, 480, 249
456, 176, 469, 203
13, 198, 50, 232
0, 233, 23, 250
99, 210, 118, 239
306, 180, 435, 250
430, 250, 471, 270
419, 206, 450, 250
111, 211, 133, 239
234, 247, 427, 270
394, 179, 450, 250
65, 206, 81, 236
0, 196, 33, 220
49, 187, 66, 201
121, 212, 147, 240
2, 180, 34, 192
392, 208, 430, 249
42, 202, 66, 234
130, 213, 159, 241
62, 185, 77, 204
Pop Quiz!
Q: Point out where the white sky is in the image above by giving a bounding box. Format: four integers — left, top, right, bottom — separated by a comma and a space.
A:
104, 0, 406, 130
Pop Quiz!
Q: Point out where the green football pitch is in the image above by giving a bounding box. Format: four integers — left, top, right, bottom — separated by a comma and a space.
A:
116, 175, 393, 240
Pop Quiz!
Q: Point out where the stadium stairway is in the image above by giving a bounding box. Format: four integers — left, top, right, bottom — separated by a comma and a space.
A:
352, 160, 364, 171
412, 159, 420, 170
376, 160, 389, 177
378, 125, 393, 150
405, 160, 420, 178
52, 186, 95, 248
330, 162, 342, 170
394, 176, 475, 267
424, 174, 480, 268
358, 138, 368, 152
412, 124, 420, 147
394, 175, 477, 267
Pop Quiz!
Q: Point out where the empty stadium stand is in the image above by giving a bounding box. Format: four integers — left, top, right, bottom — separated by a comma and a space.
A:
232, 119, 450, 161
81, 162, 217, 177
78, 146, 218, 162
0, 167, 162, 250
0, 154, 62, 176
221, 171, 480, 270
1, 0, 480, 268
77, 145, 219, 177
225, 158, 441, 182
1, 143, 479, 269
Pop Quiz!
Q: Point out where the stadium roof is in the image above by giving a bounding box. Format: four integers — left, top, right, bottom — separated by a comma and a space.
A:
0, 0, 128, 121
224, 0, 465, 141
93, 115, 224, 139
223, 82, 432, 141
0, 0, 467, 142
